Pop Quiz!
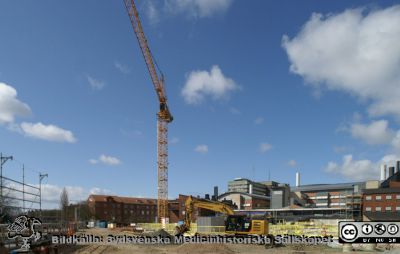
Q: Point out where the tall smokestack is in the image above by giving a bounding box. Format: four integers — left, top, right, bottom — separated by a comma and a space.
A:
296, 172, 300, 187
389, 166, 395, 177
380, 164, 387, 181
396, 161, 400, 174
213, 186, 218, 201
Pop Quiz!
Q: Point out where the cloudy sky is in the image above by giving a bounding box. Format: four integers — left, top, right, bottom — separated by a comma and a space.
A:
1, 0, 400, 208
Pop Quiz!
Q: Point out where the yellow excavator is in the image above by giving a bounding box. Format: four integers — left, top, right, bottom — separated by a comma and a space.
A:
175, 196, 269, 236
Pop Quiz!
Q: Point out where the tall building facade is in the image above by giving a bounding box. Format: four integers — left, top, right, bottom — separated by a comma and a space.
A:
228, 178, 267, 196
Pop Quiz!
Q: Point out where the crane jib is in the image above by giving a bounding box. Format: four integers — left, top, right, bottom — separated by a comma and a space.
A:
124, 0, 173, 223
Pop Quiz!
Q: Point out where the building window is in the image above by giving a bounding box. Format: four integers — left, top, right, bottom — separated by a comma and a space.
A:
396, 195, 400, 200
365, 195, 372, 201
396, 207, 400, 211
376, 195, 382, 201
375, 207, 382, 212
365, 207, 372, 211
385, 207, 392, 211
386, 195, 392, 200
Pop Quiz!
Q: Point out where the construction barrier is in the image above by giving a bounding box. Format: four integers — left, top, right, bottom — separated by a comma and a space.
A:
136, 223, 178, 235
136, 221, 339, 237
197, 226, 226, 234
269, 222, 338, 237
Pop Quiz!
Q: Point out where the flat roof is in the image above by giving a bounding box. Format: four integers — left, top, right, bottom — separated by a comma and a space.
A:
219, 191, 270, 200
363, 188, 400, 194
291, 182, 364, 192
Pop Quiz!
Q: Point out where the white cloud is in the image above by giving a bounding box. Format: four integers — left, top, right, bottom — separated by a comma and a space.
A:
89, 187, 113, 195
195, 144, 208, 153
259, 142, 272, 153
38, 184, 113, 208
288, 159, 297, 167
89, 159, 98, 164
165, 0, 233, 18
170, 137, 180, 144
87, 75, 105, 90
114, 61, 130, 74
229, 107, 241, 115
0, 83, 77, 143
350, 120, 395, 145
254, 117, 264, 125
282, 5, 400, 118
100, 154, 121, 165
392, 131, 400, 151
0, 82, 31, 124
20, 122, 77, 143
325, 154, 400, 181
325, 155, 376, 181
145, 1, 160, 24
90, 154, 121, 166
333, 146, 350, 154
181, 65, 238, 104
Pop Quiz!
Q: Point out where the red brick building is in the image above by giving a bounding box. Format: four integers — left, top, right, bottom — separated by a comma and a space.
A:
362, 169, 400, 221
88, 195, 158, 224
363, 186, 400, 221
87, 194, 215, 224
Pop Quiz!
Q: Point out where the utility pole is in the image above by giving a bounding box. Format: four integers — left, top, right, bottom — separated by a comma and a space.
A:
39, 173, 48, 218
23, 164, 25, 212
0, 153, 13, 212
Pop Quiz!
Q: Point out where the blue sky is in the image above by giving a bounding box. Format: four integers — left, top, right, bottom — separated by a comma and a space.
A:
1, 0, 400, 208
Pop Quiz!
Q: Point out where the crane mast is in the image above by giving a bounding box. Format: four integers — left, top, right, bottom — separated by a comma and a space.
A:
124, 0, 173, 223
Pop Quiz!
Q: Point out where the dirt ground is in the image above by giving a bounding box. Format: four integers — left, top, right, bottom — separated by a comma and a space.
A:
54, 228, 399, 254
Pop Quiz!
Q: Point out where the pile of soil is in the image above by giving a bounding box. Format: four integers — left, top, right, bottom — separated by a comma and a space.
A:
175, 243, 234, 254
145, 229, 173, 238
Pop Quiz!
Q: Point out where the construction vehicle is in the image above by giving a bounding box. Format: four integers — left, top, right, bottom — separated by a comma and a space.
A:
123, 0, 173, 223
175, 196, 269, 236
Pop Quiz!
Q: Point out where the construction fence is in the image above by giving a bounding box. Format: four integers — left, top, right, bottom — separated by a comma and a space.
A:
136, 220, 339, 237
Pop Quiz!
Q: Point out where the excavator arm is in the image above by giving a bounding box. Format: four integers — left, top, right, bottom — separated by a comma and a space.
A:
176, 196, 234, 235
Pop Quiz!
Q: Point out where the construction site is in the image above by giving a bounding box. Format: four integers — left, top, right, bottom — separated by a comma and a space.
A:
1, 0, 400, 253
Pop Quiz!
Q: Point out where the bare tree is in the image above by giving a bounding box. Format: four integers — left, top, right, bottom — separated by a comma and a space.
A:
60, 187, 69, 223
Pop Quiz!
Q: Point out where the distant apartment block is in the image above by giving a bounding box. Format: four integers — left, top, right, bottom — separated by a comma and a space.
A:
291, 182, 364, 209
218, 192, 270, 210
228, 178, 267, 196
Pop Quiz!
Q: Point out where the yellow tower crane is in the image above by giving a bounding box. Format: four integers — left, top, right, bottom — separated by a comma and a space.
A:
123, 0, 173, 224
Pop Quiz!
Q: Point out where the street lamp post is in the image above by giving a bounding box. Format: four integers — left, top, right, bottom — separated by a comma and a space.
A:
39, 173, 48, 219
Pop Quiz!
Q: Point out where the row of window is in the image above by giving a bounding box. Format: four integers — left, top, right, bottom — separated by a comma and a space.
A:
104, 210, 152, 215
365, 206, 400, 212
100, 203, 155, 209
365, 194, 400, 201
